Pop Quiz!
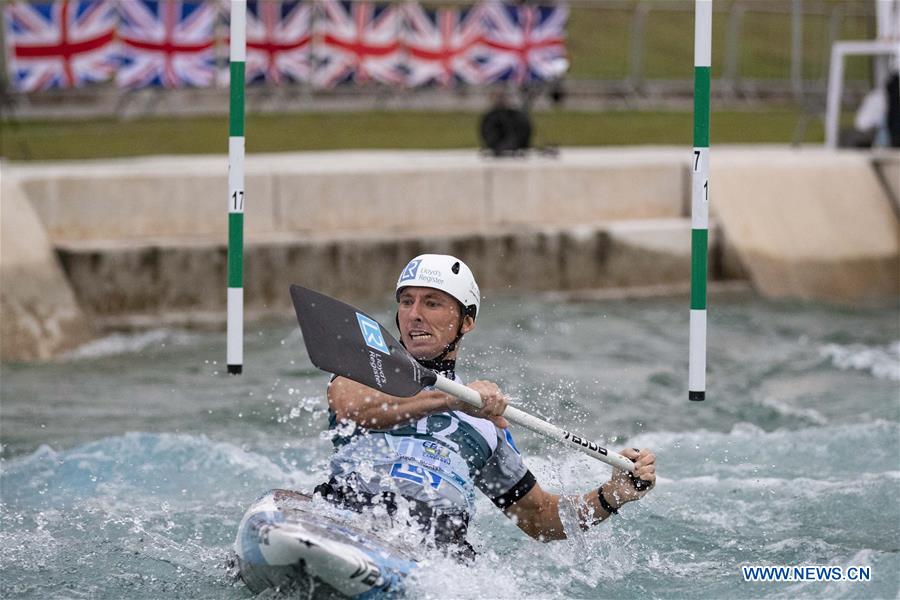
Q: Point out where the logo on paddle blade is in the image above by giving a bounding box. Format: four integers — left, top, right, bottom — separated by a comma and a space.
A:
356, 312, 390, 354
399, 259, 422, 283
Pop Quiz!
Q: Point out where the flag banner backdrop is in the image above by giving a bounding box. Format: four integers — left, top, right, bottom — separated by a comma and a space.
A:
313, 0, 403, 87
246, 0, 312, 85
479, 1, 568, 84
3, 0, 567, 91
402, 1, 485, 87
117, 0, 217, 88
3, 0, 119, 92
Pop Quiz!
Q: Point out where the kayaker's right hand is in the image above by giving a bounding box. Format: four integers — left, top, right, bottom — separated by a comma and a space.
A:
449, 380, 508, 429
603, 447, 656, 508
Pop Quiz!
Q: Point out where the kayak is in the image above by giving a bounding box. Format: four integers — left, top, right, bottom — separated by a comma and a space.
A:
233, 489, 418, 597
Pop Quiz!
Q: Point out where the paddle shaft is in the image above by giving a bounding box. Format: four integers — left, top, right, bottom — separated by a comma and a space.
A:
288, 284, 647, 485
432, 375, 636, 473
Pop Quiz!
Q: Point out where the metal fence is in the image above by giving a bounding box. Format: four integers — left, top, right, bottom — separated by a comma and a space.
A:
0, 0, 881, 120
564, 0, 877, 101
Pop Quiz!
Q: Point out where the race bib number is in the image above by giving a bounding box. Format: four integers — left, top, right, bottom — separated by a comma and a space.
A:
390, 462, 442, 489
384, 436, 474, 504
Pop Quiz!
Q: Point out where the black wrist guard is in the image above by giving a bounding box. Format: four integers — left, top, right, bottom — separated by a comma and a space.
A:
598, 486, 618, 516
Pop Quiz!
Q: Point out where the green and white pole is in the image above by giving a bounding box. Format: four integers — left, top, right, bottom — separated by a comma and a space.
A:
227, 0, 246, 375
689, 0, 711, 401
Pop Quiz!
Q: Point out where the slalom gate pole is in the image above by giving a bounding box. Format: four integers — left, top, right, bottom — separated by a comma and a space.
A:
689, 0, 711, 401
227, 0, 246, 375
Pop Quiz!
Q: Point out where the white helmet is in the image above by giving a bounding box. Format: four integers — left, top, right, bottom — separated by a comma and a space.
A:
396, 254, 480, 320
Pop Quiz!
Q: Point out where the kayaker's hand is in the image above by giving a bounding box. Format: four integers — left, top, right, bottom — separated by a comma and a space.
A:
603, 447, 656, 509
448, 380, 509, 429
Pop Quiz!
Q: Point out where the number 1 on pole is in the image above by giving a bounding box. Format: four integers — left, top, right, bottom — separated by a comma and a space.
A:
227, 0, 246, 375
689, 0, 711, 401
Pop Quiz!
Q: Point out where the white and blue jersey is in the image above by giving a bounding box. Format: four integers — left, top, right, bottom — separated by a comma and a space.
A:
326, 376, 535, 517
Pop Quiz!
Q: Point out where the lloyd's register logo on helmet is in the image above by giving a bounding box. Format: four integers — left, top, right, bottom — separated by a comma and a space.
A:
399, 259, 422, 283
356, 312, 390, 354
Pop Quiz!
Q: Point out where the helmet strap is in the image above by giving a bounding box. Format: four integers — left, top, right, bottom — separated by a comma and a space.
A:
433, 317, 466, 361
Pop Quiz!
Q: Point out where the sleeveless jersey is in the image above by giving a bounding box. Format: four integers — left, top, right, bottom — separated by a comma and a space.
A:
326, 376, 535, 516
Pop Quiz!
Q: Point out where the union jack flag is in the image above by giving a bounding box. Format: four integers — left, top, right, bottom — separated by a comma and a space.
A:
244, 0, 312, 85
478, 1, 568, 84
117, 0, 217, 89
313, 0, 404, 88
2, 0, 118, 92
401, 2, 485, 87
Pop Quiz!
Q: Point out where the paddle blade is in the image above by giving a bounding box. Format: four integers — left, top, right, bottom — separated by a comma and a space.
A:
289, 285, 435, 397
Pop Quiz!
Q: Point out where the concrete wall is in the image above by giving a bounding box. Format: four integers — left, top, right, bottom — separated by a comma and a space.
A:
13, 149, 686, 241
0, 170, 91, 360
713, 149, 899, 304
57, 219, 725, 329
2, 146, 897, 361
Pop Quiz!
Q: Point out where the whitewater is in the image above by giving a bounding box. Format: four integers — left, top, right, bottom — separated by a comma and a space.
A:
2, 292, 897, 599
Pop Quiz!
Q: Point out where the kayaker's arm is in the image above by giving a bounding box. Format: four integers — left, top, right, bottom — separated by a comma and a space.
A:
500, 482, 567, 540
328, 376, 452, 429
503, 448, 656, 541
328, 376, 509, 429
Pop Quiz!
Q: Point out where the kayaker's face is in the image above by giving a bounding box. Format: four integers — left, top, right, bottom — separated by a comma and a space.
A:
397, 287, 474, 360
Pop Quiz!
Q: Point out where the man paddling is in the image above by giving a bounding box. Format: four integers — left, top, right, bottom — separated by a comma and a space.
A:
316, 254, 656, 558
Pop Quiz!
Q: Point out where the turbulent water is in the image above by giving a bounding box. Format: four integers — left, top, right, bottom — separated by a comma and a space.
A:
2, 292, 898, 599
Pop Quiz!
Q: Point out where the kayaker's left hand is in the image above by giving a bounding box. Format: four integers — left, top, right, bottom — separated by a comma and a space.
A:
602, 447, 656, 509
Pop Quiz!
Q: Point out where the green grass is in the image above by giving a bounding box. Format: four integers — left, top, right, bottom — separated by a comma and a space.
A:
0, 108, 825, 161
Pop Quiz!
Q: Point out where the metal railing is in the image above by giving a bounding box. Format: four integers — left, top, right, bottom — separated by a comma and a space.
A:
564, 0, 876, 101
0, 0, 880, 120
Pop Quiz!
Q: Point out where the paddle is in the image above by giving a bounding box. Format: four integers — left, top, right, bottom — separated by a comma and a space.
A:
290, 284, 648, 484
